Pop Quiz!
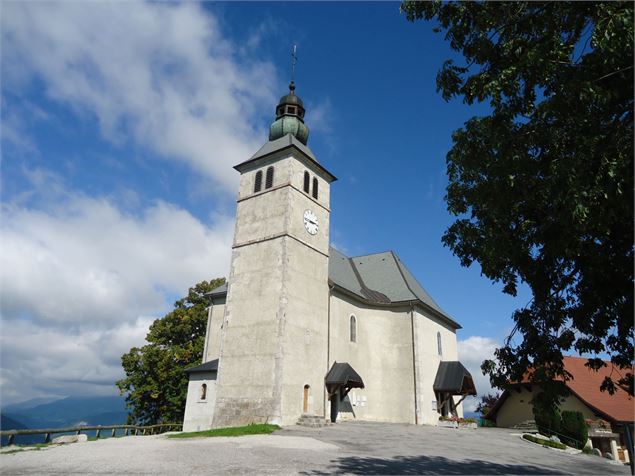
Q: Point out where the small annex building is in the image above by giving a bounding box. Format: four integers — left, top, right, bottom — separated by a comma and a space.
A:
486, 356, 633, 463
183, 82, 476, 431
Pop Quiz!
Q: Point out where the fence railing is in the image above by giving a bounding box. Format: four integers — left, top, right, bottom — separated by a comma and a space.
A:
0, 423, 182, 446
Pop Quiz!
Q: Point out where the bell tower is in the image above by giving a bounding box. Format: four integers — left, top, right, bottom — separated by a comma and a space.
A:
212, 82, 336, 427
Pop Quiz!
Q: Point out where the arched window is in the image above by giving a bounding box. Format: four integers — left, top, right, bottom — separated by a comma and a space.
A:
200, 383, 207, 400
437, 332, 442, 357
350, 315, 357, 343
312, 177, 319, 199
265, 166, 274, 189
303, 171, 310, 193
254, 171, 262, 193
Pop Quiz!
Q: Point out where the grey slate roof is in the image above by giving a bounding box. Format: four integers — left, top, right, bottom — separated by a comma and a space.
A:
233, 134, 337, 182
329, 247, 460, 329
433, 361, 477, 395
206, 247, 459, 329
185, 359, 219, 374
207, 283, 227, 297
325, 362, 365, 388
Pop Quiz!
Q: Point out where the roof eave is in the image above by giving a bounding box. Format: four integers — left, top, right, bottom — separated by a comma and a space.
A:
234, 142, 337, 182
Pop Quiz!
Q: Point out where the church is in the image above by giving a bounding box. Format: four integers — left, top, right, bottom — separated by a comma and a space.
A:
182, 82, 476, 431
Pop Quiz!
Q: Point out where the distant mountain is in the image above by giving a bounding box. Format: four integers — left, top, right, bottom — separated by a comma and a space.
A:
2, 397, 63, 414
2, 395, 128, 431
1, 413, 28, 431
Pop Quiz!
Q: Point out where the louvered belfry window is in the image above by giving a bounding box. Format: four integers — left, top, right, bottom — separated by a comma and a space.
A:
312, 177, 318, 199
254, 170, 263, 193
265, 166, 274, 189
303, 171, 310, 193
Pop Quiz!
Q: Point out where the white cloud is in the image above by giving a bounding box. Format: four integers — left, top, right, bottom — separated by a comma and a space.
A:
0, 317, 154, 403
0, 172, 233, 404
1, 1, 277, 192
458, 335, 500, 413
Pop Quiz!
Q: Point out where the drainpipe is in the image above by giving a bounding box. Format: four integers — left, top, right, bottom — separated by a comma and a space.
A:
325, 283, 334, 420
410, 302, 419, 425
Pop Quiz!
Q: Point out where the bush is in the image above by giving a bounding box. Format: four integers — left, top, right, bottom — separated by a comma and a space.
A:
534, 406, 561, 437
523, 433, 567, 450
560, 411, 588, 449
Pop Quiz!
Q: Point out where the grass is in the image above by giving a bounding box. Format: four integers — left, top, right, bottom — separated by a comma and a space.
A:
168, 423, 280, 439
1, 443, 50, 455
523, 433, 568, 450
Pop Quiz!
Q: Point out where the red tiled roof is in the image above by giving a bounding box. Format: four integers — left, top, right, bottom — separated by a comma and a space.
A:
561, 356, 634, 423
486, 356, 634, 423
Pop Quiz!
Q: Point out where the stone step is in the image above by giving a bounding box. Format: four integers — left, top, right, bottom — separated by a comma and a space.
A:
512, 419, 538, 431
296, 414, 330, 428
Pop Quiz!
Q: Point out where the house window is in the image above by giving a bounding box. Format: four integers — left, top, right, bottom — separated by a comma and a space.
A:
254, 171, 263, 193
350, 315, 357, 343
200, 383, 207, 400
312, 177, 318, 199
303, 171, 310, 193
265, 166, 274, 189
437, 332, 442, 357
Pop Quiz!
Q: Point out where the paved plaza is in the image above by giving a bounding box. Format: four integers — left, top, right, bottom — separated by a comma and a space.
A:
1, 421, 630, 475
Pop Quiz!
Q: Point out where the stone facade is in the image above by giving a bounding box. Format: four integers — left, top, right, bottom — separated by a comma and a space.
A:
182, 84, 470, 431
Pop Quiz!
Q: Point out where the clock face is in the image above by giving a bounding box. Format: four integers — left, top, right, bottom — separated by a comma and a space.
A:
303, 209, 318, 235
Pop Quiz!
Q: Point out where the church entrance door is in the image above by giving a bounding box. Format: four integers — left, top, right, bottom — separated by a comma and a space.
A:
303, 385, 310, 413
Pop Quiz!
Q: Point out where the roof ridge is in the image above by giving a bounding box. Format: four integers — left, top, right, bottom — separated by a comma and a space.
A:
350, 250, 394, 259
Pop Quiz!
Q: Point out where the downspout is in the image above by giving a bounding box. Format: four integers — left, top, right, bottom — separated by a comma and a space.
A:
325, 283, 334, 419
202, 304, 213, 362
410, 302, 419, 425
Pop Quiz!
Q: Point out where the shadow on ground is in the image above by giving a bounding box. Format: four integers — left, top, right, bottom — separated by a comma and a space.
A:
302, 454, 565, 475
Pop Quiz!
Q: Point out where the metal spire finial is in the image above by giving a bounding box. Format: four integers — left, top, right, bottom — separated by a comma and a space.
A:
290, 44, 298, 87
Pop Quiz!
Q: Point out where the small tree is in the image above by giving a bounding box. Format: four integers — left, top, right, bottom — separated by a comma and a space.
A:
532, 391, 562, 437
561, 411, 588, 448
116, 278, 225, 424
475, 393, 500, 416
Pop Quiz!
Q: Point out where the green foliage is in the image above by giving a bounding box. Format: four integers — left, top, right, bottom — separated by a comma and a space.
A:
560, 410, 588, 448
116, 278, 225, 425
168, 424, 280, 438
523, 433, 567, 450
402, 1, 634, 404
532, 391, 562, 437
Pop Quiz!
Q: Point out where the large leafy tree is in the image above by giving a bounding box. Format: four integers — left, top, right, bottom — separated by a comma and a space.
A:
402, 1, 633, 404
117, 278, 225, 424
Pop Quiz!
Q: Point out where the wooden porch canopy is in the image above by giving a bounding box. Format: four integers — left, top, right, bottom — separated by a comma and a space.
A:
325, 362, 364, 401
433, 361, 477, 414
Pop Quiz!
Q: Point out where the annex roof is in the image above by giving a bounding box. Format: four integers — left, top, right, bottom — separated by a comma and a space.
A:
433, 361, 477, 395
185, 359, 219, 374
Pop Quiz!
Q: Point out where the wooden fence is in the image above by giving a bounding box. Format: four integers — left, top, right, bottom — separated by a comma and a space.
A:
0, 423, 182, 446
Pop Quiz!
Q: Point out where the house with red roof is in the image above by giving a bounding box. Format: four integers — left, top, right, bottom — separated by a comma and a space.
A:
486, 356, 633, 463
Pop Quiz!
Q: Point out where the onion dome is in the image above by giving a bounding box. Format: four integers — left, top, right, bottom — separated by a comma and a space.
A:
269, 81, 310, 145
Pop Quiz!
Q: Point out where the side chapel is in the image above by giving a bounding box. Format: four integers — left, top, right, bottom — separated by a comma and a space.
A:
183, 82, 476, 431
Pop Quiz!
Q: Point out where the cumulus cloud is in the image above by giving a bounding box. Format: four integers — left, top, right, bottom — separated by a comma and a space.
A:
0, 172, 233, 403
2, 1, 277, 192
458, 336, 500, 413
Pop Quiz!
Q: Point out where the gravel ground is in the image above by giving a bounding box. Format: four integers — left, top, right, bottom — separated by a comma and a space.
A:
1, 422, 630, 475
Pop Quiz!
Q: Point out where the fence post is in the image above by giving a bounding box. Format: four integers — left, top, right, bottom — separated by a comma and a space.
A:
95, 429, 101, 439
111, 428, 116, 438
8, 434, 14, 446
44, 433, 51, 444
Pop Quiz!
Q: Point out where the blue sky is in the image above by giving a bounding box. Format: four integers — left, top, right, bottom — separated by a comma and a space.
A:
1, 2, 532, 408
